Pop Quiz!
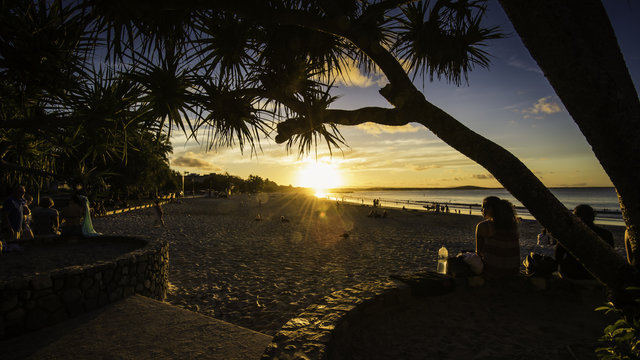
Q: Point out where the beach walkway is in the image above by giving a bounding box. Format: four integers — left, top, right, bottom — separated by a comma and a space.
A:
1, 294, 271, 360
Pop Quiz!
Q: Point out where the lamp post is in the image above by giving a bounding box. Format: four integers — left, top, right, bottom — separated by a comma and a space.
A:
183, 171, 189, 197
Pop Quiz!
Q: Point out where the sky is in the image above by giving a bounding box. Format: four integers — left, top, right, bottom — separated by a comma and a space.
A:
168, 0, 640, 190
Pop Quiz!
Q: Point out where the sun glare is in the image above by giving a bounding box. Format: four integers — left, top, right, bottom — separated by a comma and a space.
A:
296, 160, 343, 197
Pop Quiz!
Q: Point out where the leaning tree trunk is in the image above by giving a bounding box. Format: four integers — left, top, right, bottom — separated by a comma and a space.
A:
334, 12, 638, 294
344, 11, 639, 296
262, 2, 640, 296
379, 83, 638, 296
498, 0, 640, 271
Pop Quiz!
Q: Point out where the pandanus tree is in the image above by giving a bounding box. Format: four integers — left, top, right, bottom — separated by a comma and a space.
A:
497, 0, 640, 280
0, 0, 86, 186
3, 0, 639, 303
0, 0, 179, 192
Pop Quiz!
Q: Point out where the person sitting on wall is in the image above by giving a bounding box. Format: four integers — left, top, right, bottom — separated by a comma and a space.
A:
61, 194, 84, 236
555, 204, 614, 280
475, 196, 520, 278
32, 197, 61, 237
1, 185, 26, 243
536, 228, 553, 245
21, 194, 35, 240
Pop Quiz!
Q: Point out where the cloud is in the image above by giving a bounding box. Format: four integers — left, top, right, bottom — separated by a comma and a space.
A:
507, 57, 543, 75
450, 173, 496, 182
356, 123, 420, 135
337, 146, 474, 174
408, 164, 442, 171
557, 182, 588, 187
171, 152, 223, 172
334, 62, 387, 88
472, 174, 495, 180
522, 96, 563, 118
379, 138, 437, 147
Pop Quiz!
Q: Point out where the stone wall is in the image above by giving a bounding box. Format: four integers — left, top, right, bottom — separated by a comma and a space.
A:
0, 237, 169, 339
261, 272, 454, 360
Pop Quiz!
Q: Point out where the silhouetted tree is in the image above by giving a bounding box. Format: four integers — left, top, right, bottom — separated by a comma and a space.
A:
2, 0, 638, 298
0, 1, 178, 195
498, 0, 640, 292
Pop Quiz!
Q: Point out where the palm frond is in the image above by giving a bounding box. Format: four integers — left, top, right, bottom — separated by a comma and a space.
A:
394, 0, 503, 85
0, 0, 90, 100
191, 11, 256, 84
125, 48, 197, 138
283, 84, 346, 157
255, 20, 356, 84
84, 0, 196, 61
196, 80, 272, 154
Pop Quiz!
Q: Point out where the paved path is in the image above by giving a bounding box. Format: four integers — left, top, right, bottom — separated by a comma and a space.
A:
1, 295, 272, 359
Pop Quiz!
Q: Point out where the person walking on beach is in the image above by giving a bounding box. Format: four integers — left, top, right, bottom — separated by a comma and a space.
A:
154, 199, 166, 227
555, 204, 614, 279
475, 196, 520, 278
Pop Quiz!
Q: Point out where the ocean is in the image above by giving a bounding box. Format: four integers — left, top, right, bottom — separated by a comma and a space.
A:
326, 187, 624, 226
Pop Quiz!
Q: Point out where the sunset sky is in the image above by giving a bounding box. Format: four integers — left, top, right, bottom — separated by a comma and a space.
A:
169, 0, 640, 189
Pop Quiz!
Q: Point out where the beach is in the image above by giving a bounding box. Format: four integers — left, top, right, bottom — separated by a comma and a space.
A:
92, 192, 625, 356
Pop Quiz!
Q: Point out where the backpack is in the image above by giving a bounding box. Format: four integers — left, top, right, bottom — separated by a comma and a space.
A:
447, 252, 484, 277
523, 252, 558, 278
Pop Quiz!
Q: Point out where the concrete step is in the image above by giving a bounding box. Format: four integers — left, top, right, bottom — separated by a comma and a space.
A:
1, 294, 272, 360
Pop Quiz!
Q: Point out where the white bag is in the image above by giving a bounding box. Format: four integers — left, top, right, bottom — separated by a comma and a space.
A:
462, 252, 484, 275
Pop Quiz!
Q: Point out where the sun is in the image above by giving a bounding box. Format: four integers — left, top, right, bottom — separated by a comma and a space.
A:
296, 159, 343, 197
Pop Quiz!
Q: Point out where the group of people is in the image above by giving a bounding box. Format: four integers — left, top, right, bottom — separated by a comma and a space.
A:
429, 203, 449, 213
1, 185, 101, 251
474, 196, 617, 280
367, 209, 388, 218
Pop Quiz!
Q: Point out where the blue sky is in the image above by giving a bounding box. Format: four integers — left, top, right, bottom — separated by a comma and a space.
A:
169, 0, 640, 189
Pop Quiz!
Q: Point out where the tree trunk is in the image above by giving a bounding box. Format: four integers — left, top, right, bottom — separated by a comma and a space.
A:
350, 15, 639, 294
498, 0, 640, 273
266, 2, 640, 295
406, 91, 637, 295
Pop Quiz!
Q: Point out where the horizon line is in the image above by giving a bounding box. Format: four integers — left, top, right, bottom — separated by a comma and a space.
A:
325, 185, 615, 191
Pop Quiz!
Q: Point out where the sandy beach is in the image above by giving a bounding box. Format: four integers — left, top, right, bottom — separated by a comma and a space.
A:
92, 192, 626, 357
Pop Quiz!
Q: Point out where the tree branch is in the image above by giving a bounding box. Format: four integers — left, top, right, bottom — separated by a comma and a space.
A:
227, 1, 638, 293
274, 107, 404, 143
360, 0, 417, 20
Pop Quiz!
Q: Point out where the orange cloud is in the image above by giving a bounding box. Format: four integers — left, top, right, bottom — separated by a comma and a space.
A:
333, 61, 387, 88
171, 152, 223, 172
472, 174, 495, 180
523, 96, 563, 118
356, 123, 420, 135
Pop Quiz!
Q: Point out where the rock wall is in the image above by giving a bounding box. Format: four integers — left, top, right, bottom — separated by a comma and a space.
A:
0, 237, 169, 339
261, 272, 454, 360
